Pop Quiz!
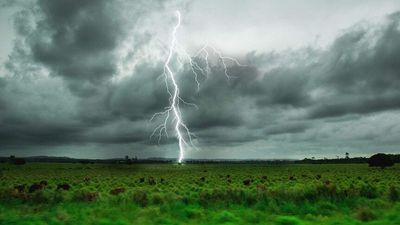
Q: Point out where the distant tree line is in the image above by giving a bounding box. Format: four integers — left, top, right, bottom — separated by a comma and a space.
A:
1, 153, 399, 167
301, 153, 399, 168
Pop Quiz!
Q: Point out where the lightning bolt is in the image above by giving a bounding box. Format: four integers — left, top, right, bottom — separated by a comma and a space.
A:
151, 10, 245, 163
150, 11, 194, 164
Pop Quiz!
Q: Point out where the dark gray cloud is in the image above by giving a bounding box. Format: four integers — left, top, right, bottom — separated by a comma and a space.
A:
264, 122, 310, 136
307, 93, 400, 119
0, 1, 400, 159
30, 0, 123, 92
308, 12, 400, 118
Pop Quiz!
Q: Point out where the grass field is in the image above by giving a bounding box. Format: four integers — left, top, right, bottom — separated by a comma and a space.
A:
0, 163, 399, 225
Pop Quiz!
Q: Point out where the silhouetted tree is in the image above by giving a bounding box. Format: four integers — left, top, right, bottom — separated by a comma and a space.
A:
345, 152, 349, 159
368, 153, 394, 169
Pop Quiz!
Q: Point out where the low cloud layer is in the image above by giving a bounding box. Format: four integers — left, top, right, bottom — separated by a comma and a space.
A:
0, 1, 399, 159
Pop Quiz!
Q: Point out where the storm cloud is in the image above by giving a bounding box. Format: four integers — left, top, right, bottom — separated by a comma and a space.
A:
0, 0, 400, 159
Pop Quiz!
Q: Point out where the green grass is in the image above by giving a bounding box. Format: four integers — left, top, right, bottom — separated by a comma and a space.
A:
0, 163, 399, 224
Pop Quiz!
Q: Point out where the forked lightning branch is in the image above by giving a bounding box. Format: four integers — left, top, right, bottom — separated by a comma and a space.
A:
150, 11, 245, 163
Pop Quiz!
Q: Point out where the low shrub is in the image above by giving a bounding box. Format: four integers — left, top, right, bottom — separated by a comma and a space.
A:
133, 190, 148, 207
355, 207, 377, 222
74, 191, 98, 202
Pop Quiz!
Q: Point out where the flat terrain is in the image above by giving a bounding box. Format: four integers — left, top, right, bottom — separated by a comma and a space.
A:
0, 163, 399, 225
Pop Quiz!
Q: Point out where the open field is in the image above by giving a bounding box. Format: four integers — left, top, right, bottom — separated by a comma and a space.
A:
0, 163, 399, 225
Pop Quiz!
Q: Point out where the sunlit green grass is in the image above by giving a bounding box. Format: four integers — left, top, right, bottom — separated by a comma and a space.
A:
0, 163, 399, 224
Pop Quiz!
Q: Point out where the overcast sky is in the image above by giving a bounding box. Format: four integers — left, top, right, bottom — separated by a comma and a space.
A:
1, 0, 400, 160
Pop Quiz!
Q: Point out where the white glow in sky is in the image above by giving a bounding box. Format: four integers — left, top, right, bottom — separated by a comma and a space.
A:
181, 0, 400, 54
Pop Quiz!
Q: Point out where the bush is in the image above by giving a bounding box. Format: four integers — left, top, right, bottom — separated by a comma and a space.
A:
74, 191, 98, 202
355, 207, 377, 222
133, 190, 148, 207
368, 153, 394, 168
